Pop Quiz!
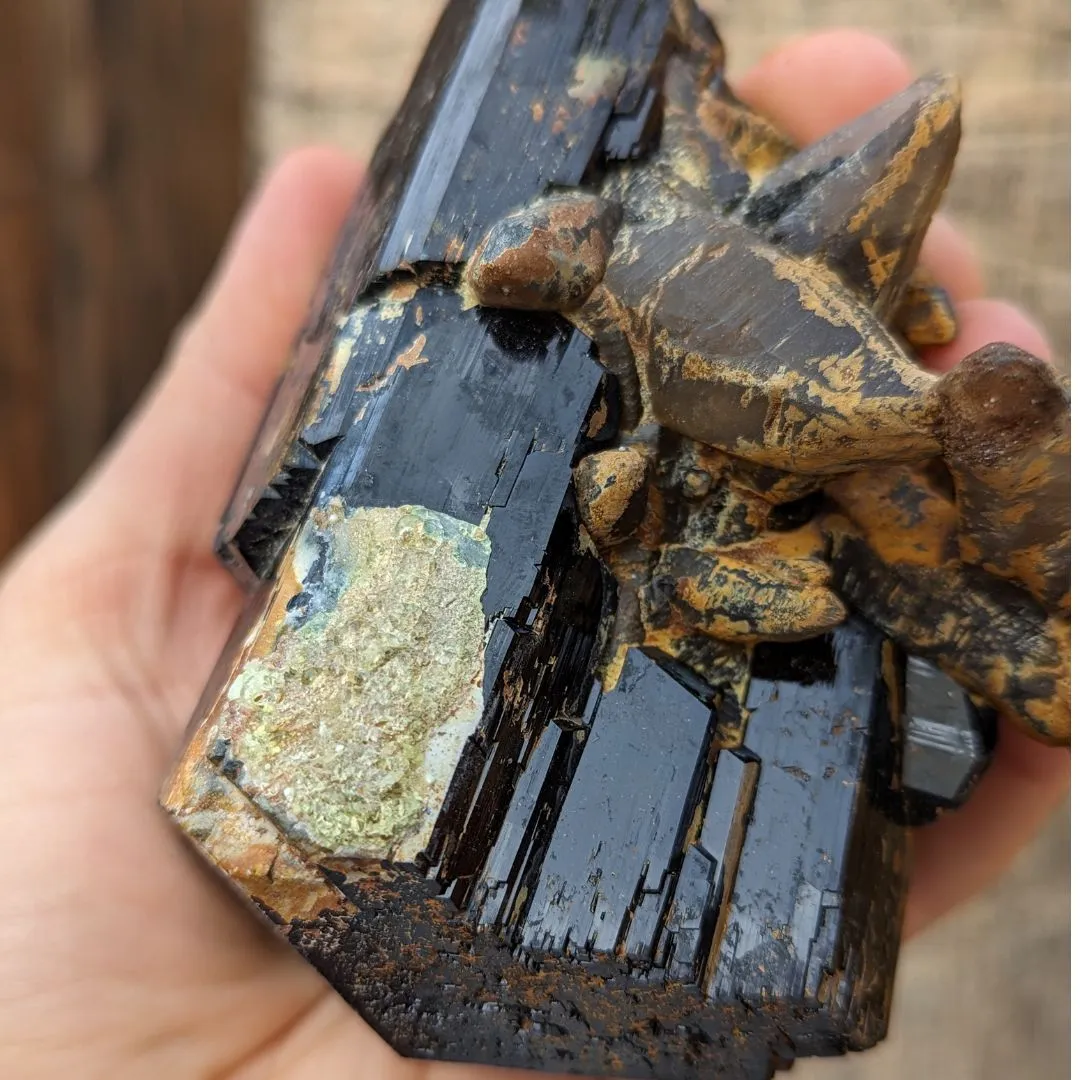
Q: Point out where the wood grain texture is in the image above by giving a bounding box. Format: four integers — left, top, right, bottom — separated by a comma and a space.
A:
40, 0, 251, 495
252, 3, 1069, 1078
0, 6, 51, 557
0, 0, 250, 559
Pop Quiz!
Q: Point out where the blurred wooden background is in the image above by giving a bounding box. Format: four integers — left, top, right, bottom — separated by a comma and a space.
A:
0, 0, 249, 557
0, 1, 1069, 1077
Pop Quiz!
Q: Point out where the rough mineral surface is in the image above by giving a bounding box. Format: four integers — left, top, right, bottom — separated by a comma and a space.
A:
218, 501, 489, 862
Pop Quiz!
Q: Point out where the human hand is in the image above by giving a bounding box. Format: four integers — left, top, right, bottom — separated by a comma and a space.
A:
0, 30, 1067, 1080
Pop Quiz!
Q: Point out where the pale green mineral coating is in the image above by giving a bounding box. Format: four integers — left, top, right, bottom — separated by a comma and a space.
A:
221, 501, 490, 862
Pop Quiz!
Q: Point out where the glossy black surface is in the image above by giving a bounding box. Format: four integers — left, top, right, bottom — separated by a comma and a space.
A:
217, 0, 672, 569
291, 621, 907, 1079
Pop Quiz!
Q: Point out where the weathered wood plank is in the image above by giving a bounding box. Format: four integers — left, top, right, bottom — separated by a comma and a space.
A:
39, 0, 252, 495
0, 0, 250, 558
0, 6, 51, 556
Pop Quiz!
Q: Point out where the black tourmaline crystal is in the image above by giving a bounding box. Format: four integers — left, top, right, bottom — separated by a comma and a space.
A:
160, 2, 1021, 1078
898, 657, 997, 826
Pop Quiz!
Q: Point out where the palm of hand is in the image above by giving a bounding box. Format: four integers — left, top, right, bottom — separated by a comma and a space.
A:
0, 32, 1066, 1080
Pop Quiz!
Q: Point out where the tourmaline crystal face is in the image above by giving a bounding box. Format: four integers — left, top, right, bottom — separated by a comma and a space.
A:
162, 1, 1067, 1078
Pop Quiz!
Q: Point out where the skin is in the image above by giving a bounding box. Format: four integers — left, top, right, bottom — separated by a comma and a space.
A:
0, 30, 1067, 1080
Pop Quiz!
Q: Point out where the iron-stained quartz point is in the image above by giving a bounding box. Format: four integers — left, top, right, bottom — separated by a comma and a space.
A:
162, 1, 1070, 1078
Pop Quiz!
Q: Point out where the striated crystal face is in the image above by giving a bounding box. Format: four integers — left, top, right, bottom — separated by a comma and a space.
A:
162, 0, 1063, 1077
165, 275, 917, 1077
899, 656, 997, 826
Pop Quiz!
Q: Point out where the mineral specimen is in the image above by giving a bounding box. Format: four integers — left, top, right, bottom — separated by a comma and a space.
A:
898, 656, 998, 826
162, 2, 1070, 1078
